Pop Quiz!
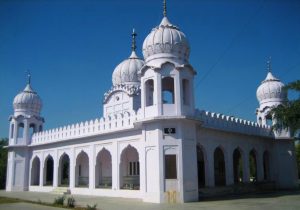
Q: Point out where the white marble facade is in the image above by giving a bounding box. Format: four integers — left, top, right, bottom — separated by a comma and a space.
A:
6, 2, 298, 204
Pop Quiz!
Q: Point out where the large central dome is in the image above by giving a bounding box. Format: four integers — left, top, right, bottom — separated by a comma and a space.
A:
142, 16, 190, 64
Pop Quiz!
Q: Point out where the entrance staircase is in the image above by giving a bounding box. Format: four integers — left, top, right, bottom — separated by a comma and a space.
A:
51, 187, 70, 195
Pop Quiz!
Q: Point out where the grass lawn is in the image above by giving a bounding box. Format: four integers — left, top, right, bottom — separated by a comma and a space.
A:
0, 196, 21, 204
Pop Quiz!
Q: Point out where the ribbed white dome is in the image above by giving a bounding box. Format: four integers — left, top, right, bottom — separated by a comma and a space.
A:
142, 17, 190, 63
13, 84, 42, 115
112, 51, 145, 86
256, 72, 287, 105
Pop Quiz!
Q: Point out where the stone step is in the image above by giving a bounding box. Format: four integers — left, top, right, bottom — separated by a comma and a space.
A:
51, 187, 70, 195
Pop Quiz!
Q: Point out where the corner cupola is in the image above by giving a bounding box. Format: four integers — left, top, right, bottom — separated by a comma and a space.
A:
13, 74, 43, 116
256, 59, 287, 127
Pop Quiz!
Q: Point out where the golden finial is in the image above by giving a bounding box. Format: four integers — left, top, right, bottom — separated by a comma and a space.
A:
131, 28, 137, 52
163, 0, 167, 17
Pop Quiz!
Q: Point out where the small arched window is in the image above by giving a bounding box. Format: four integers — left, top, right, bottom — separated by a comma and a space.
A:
10, 124, 14, 139
17, 123, 24, 138
182, 79, 190, 105
162, 77, 174, 104
145, 79, 154, 106
29, 124, 36, 136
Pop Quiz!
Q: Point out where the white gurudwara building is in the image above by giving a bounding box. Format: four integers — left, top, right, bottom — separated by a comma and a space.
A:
6, 1, 298, 203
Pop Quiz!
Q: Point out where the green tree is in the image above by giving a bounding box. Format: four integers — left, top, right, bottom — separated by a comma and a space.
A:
271, 80, 300, 137
0, 138, 8, 189
271, 80, 300, 178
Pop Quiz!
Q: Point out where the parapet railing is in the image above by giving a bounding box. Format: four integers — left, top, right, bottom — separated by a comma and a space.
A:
31, 111, 137, 145
195, 110, 273, 137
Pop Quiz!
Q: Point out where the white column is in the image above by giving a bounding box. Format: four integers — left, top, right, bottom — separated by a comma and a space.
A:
175, 73, 181, 115
257, 151, 264, 182
156, 73, 162, 116
53, 150, 58, 187
39, 157, 44, 187
225, 149, 234, 185
206, 150, 214, 187
89, 146, 95, 190
243, 152, 250, 183
70, 149, 75, 188
112, 141, 118, 190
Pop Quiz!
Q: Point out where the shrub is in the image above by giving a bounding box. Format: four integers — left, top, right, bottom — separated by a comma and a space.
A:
67, 196, 75, 208
53, 195, 65, 205
87, 204, 97, 210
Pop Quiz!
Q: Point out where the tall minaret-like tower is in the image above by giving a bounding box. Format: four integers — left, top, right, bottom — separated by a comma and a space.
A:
139, 0, 198, 203
6, 74, 44, 191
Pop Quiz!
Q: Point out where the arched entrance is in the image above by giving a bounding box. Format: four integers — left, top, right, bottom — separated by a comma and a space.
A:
120, 145, 139, 190
75, 151, 89, 187
233, 148, 243, 183
197, 145, 205, 188
31, 156, 40, 186
58, 153, 70, 186
263, 150, 270, 180
95, 148, 112, 188
214, 147, 226, 186
249, 149, 257, 182
44, 155, 54, 186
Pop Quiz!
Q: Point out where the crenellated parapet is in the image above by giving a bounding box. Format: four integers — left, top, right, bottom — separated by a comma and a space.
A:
195, 109, 273, 137
31, 111, 137, 145
103, 84, 140, 103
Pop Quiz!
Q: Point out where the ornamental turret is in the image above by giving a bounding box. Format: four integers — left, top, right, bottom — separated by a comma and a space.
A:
6, 73, 44, 192
103, 29, 145, 117
140, 0, 196, 118
256, 59, 287, 126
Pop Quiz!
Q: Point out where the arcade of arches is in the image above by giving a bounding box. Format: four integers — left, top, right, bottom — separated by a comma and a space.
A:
30, 144, 271, 189
196, 145, 271, 188
30, 145, 140, 190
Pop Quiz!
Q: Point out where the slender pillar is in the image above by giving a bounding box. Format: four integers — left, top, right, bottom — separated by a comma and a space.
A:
243, 152, 250, 182
70, 149, 75, 188
206, 150, 215, 187
226, 149, 234, 185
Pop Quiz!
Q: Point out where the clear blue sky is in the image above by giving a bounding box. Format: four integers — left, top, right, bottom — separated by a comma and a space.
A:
0, 0, 299, 138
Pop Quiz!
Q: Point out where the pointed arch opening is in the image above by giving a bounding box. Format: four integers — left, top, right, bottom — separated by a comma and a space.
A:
44, 155, 54, 186
197, 145, 206, 188
214, 147, 226, 186
29, 123, 36, 137
145, 79, 154, 106
58, 153, 70, 186
233, 148, 243, 183
120, 145, 140, 190
10, 123, 14, 139
95, 148, 112, 188
31, 156, 40, 186
263, 150, 270, 181
162, 77, 175, 104
75, 151, 89, 187
17, 123, 24, 138
249, 149, 257, 182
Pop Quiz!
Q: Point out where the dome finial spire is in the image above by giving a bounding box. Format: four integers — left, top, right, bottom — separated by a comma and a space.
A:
163, 0, 167, 17
26, 70, 31, 85
131, 28, 137, 52
267, 56, 272, 73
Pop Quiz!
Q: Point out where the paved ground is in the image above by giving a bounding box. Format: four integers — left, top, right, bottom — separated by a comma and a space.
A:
0, 202, 63, 210
0, 190, 300, 210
